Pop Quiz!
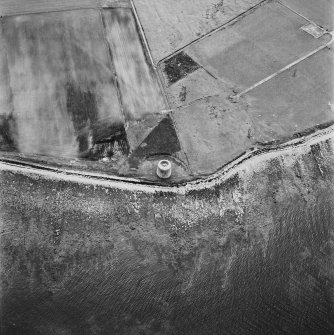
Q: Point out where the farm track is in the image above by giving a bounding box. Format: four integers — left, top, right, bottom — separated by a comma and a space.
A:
0, 123, 333, 193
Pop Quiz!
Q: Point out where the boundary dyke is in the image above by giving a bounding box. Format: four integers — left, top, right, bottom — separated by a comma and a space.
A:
0, 125, 333, 195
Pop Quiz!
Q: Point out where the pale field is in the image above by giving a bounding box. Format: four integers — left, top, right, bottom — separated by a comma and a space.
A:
0, 0, 99, 15
102, 8, 166, 121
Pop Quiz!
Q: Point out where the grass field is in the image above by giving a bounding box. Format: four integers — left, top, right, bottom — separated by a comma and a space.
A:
186, 1, 331, 90
133, 0, 263, 62
280, 0, 334, 31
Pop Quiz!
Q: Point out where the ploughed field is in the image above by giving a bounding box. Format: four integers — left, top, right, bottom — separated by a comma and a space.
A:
0, 3, 166, 175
